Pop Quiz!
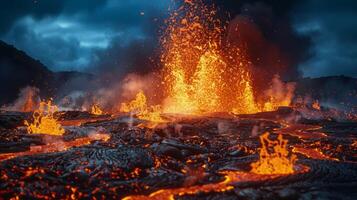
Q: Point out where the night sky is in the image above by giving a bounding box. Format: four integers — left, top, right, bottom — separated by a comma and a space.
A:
0, 0, 356, 78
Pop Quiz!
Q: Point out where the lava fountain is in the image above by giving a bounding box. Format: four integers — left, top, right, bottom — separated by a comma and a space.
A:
160, 0, 257, 114
91, 104, 103, 115
24, 100, 65, 135
156, 0, 292, 115
251, 132, 297, 174
120, 90, 164, 122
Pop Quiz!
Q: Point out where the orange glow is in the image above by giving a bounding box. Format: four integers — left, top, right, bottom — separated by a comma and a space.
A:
123, 131, 309, 199
251, 132, 296, 174
261, 75, 295, 112
91, 104, 103, 115
122, 171, 273, 200
123, 166, 309, 200
292, 147, 339, 161
160, 0, 291, 115
120, 90, 164, 122
24, 100, 65, 135
312, 100, 321, 110
352, 140, 357, 148
21, 88, 37, 112
0, 133, 110, 162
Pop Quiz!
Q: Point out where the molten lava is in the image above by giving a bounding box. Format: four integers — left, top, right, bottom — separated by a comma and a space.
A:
159, 0, 293, 115
120, 91, 164, 122
24, 100, 65, 135
0, 133, 110, 162
251, 132, 296, 174
312, 100, 321, 110
91, 104, 103, 115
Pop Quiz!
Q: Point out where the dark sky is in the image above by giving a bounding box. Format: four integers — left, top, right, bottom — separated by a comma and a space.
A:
292, 0, 357, 77
0, 0, 356, 78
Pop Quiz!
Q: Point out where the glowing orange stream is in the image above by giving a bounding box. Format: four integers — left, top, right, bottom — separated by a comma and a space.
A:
123, 167, 309, 200
0, 133, 110, 162
59, 116, 113, 126
292, 147, 339, 161
275, 124, 327, 139
124, 131, 308, 200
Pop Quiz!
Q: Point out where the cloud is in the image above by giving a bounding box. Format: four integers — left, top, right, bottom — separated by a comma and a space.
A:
0, 0, 169, 71
293, 0, 357, 77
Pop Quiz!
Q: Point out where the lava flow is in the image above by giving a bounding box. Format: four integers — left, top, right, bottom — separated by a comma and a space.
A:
24, 100, 65, 135
0, 133, 110, 162
123, 132, 306, 200
1, 0, 356, 199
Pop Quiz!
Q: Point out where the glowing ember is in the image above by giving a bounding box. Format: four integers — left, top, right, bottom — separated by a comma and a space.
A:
91, 104, 103, 115
251, 132, 296, 175
24, 100, 65, 135
120, 90, 164, 122
312, 100, 321, 110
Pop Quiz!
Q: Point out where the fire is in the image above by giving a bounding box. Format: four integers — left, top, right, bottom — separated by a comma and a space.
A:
91, 104, 103, 115
120, 91, 164, 122
160, 0, 291, 115
251, 132, 296, 174
24, 100, 65, 135
312, 100, 321, 110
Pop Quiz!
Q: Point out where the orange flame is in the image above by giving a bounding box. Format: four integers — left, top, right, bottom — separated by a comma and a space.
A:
24, 100, 65, 135
91, 104, 103, 115
251, 132, 296, 174
312, 100, 321, 110
120, 91, 164, 122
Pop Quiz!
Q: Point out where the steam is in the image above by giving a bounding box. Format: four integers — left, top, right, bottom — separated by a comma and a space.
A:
2, 86, 40, 112
262, 75, 296, 109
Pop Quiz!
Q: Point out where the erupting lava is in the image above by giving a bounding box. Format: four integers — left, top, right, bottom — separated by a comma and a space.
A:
24, 100, 65, 135
159, 0, 293, 115
161, 0, 256, 114
251, 132, 296, 174
312, 100, 321, 110
91, 104, 103, 115
120, 90, 164, 122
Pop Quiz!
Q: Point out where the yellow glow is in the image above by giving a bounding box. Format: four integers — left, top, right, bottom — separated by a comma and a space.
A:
24, 100, 65, 135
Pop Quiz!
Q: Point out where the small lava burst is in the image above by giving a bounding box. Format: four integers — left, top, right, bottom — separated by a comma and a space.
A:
312, 100, 321, 110
24, 100, 65, 135
91, 104, 103, 115
120, 90, 164, 122
251, 132, 297, 175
